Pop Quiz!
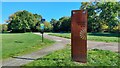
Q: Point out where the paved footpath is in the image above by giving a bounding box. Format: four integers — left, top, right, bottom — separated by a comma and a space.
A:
2, 33, 119, 67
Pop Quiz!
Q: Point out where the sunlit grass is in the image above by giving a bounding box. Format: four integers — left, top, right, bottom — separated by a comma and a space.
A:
49, 33, 119, 42
22, 44, 119, 67
1, 33, 55, 59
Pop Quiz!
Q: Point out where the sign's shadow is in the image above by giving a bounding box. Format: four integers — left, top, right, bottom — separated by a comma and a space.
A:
12, 56, 65, 61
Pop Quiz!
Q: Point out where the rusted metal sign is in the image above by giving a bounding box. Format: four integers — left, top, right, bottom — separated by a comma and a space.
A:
71, 10, 87, 63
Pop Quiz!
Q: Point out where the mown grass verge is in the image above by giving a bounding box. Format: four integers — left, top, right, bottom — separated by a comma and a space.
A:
49, 33, 119, 42
22, 44, 119, 67
1, 33, 55, 59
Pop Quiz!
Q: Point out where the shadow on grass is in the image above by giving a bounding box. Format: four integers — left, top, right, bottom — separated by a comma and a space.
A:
14, 41, 23, 43
88, 33, 120, 37
36, 58, 65, 61
12, 56, 36, 60
51, 32, 120, 37
12, 56, 65, 61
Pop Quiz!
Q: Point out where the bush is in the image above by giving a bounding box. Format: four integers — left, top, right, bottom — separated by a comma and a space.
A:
0, 24, 2, 33
2, 24, 8, 33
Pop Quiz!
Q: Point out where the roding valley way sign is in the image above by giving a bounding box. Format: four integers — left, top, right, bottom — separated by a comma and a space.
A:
71, 10, 87, 63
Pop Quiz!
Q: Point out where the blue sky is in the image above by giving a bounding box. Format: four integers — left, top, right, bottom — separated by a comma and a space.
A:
1, 0, 89, 2
1, 2, 81, 24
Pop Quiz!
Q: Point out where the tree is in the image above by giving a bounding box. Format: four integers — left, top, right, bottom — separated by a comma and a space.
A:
50, 19, 60, 32
81, 2, 100, 32
59, 17, 71, 32
44, 21, 53, 32
99, 2, 120, 32
6, 10, 42, 32
80, 2, 120, 33
50, 19, 57, 25
2, 24, 8, 32
33, 14, 42, 32
50, 17, 71, 32
0, 24, 2, 32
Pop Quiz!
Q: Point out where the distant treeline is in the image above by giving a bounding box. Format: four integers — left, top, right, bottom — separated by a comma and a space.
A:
1, 10, 71, 33
1, 2, 120, 33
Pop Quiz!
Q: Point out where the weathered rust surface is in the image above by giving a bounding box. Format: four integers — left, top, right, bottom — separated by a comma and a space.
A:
71, 10, 87, 63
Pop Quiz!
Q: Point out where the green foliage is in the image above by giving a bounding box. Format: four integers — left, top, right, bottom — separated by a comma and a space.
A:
50, 19, 60, 32
0, 24, 2, 33
49, 33, 119, 42
7, 10, 42, 33
23, 45, 119, 66
1, 33, 55, 59
50, 17, 71, 32
59, 17, 71, 32
50, 2, 119, 33
2, 24, 8, 33
81, 2, 120, 33
44, 21, 53, 32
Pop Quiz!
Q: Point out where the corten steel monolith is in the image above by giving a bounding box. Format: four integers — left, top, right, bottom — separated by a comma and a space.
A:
71, 10, 87, 63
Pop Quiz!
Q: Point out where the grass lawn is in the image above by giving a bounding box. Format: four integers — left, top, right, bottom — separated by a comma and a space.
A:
1, 33, 55, 59
22, 44, 119, 67
49, 33, 119, 42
